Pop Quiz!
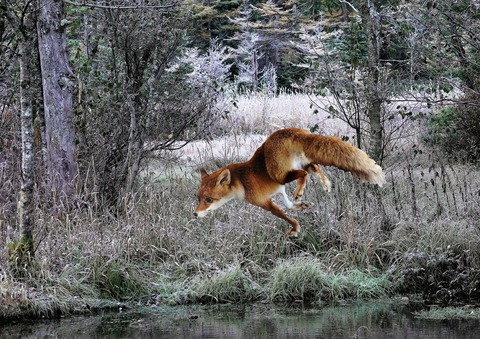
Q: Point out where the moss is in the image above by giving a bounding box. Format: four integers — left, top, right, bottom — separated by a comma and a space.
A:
8, 236, 35, 278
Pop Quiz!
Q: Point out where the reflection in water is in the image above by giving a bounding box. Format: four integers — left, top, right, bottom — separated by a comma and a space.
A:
1, 301, 479, 339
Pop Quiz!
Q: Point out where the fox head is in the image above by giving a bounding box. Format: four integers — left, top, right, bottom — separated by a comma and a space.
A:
194, 168, 235, 217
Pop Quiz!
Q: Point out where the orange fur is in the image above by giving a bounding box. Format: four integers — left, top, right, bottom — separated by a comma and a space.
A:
194, 128, 385, 237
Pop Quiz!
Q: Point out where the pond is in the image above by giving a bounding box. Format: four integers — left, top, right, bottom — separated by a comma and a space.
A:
1, 301, 479, 338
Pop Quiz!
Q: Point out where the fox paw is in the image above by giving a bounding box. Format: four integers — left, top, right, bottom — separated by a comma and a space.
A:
285, 229, 298, 237
291, 201, 313, 210
323, 182, 332, 192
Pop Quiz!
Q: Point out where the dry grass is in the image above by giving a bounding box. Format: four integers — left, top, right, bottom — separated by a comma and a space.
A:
2, 93, 480, 319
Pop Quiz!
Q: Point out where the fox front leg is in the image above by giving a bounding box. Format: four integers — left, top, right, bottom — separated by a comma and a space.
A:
260, 199, 301, 237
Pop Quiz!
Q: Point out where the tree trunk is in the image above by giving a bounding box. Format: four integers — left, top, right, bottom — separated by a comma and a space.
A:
359, 0, 390, 236
37, 0, 76, 203
360, 0, 384, 164
16, 0, 38, 263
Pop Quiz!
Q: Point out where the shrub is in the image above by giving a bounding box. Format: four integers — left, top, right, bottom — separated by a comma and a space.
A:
424, 101, 480, 163
395, 246, 480, 305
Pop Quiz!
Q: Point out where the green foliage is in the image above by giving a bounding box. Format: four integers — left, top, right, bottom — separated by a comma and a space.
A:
424, 104, 480, 163
424, 107, 458, 143
334, 20, 368, 68
214, 0, 242, 11
187, 0, 242, 45
276, 50, 312, 91
298, 0, 341, 17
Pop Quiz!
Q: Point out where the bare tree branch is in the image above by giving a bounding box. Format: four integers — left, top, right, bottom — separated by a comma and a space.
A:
339, 0, 358, 13
63, 0, 178, 10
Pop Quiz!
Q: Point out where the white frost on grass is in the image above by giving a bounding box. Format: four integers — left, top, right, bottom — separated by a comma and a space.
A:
174, 93, 352, 166
179, 133, 267, 165
218, 92, 352, 136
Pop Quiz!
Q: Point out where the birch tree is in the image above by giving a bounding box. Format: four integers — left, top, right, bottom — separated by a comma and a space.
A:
17, 23, 36, 262
2, 0, 39, 264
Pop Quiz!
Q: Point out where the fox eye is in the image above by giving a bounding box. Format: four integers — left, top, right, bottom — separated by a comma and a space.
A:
205, 197, 213, 203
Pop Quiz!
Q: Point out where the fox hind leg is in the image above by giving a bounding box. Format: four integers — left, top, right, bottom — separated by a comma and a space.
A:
285, 166, 330, 202
278, 186, 313, 210
284, 169, 310, 202
306, 164, 331, 192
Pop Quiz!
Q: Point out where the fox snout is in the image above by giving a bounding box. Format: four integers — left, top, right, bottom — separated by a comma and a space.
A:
193, 209, 208, 218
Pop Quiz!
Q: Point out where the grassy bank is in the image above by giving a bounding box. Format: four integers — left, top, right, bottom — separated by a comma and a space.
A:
2, 93, 480, 320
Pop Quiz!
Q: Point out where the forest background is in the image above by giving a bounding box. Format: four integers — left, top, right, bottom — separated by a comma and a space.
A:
1, 0, 480, 319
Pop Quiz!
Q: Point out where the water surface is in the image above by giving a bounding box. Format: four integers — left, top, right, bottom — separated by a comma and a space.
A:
1, 301, 479, 338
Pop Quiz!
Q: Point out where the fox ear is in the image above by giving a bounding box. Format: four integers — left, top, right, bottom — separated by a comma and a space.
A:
200, 168, 209, 178
217, 169, 231, 186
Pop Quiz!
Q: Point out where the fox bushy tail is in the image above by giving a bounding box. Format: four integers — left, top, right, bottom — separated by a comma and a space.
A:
304, 135, 385, 186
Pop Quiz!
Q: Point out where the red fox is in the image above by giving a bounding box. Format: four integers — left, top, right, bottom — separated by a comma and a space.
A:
194, 128, 385, 237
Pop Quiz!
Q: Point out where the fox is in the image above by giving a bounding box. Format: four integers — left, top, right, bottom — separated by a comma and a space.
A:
194, 128, 385, 237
